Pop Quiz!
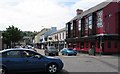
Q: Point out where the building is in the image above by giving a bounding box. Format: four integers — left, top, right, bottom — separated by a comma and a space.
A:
33, 27, 57, 49
0, 31, 3, 50
48, 28, 66, 50
66, 1, 120, 54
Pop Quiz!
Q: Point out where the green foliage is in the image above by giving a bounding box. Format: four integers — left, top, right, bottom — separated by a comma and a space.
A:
3, 25, 23, 47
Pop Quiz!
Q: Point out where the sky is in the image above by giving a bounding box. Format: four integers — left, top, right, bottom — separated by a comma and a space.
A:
0, 0, 110, 31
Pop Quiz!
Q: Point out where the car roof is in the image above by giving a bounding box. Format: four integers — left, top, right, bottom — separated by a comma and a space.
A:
0, 48, 35, 53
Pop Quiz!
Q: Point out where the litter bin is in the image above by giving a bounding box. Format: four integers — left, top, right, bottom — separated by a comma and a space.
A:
88, 48, 95, 55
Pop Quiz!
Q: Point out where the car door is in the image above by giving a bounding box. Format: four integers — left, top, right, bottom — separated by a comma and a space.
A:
2, 50, 27, 71
21, 50, 46, 71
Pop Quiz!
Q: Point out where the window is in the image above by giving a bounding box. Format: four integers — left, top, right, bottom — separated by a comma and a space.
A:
21, 50, 41, 58
114, 41, 118, 48
86, 42, 89, 48
80, 42, 84, 49
5, 51, 22, 58
63, 33, 64, 39
88, 15, 92, 35
108, 41, 111, 48
78, 19, 81, 37
71, 23, 73, 37
97, 41, 100, 48
85, 18, 89, 31
71, 23, 73, 30
97, 10, 103, 28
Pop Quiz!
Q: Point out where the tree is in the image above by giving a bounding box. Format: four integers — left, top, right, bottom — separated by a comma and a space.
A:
3, 25, 23, 48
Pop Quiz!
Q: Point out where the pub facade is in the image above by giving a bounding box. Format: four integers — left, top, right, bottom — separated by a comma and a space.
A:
66, 1, 120, 54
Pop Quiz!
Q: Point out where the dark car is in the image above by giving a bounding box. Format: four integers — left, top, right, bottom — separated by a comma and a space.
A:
60, 48, 77, 56
44, 46, 59, 56
0, 48, 63, 74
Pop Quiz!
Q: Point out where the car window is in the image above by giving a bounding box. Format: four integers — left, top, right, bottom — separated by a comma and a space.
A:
68, 49, 73, 50
5, 51, 22, 58
48, 46, 56, 50
21, 50, 41, 58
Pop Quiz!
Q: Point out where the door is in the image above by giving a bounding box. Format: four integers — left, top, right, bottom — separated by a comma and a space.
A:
2, 50, 27, 71
21, 50, 45, 71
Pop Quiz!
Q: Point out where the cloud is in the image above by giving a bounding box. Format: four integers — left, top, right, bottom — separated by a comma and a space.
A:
0, 0, 108, 31
0, 0, 75, 31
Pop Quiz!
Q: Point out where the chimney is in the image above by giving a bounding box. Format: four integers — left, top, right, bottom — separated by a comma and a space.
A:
76, 9, 83, 15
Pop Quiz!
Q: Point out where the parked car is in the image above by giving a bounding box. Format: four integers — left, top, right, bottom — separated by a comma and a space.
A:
44, 46, 59, 56
24, 45, 36, 51
60, 48, 77, 56
0, 48, 63, 74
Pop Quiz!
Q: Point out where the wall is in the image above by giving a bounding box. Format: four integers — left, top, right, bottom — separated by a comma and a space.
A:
103, 2, 119, 34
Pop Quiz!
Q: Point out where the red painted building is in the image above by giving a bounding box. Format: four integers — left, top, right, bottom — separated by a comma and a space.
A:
66, 1, 120, 54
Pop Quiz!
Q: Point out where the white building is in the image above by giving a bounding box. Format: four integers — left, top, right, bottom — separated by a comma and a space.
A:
48, 28, 66, 50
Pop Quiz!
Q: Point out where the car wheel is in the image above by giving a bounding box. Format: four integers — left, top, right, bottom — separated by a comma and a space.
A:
0, 67, 7, 74
47, 63, 58, 74
74, 54, 77, 56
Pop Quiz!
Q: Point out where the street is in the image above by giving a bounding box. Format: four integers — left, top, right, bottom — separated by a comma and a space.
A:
36, 49, 119, 74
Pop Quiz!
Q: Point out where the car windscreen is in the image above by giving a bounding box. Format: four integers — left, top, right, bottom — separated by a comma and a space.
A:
48, 47, 56, 51
68, 49, 73, 50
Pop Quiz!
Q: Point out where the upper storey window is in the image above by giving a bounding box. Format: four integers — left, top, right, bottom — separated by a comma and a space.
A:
78, 19, 81, 37
97, 10, 103, 28
88, 15, 92, 35
85, 17, 89, 31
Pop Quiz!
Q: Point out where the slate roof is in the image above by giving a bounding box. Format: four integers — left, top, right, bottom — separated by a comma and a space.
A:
69, 0, 112, 22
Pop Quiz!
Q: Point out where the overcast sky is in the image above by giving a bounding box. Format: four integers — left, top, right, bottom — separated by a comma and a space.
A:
0, 0, 107, 31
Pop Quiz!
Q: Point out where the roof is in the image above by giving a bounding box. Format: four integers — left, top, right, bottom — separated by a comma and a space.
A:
80, 1, 111, 17
69, 0, 112, 22
0, 48, 35, 53
51, 28, 66, 35
35, 28, 50, 37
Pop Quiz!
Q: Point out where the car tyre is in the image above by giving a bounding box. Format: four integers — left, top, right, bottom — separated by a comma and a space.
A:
74, 54, 77, 56
47, 63, 58, 74
1, 67, 7, 74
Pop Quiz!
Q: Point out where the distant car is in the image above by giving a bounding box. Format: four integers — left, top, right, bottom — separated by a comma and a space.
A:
44, 46, 59, 56
0, 48, 63, 74
60, 48, 77, 56
24, 45, 36, 51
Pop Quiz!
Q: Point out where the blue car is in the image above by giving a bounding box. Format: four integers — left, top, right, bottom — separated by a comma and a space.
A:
0, 48, 64, 74
60, 48, 77, 56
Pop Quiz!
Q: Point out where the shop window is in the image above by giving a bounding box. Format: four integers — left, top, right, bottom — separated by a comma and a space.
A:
97, 41, 100, 48
108, 41, 111, 48
80, 42, 84, 49
73, 44, 76, 48
114, 41, 118, 48
86, 42, 89, 48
